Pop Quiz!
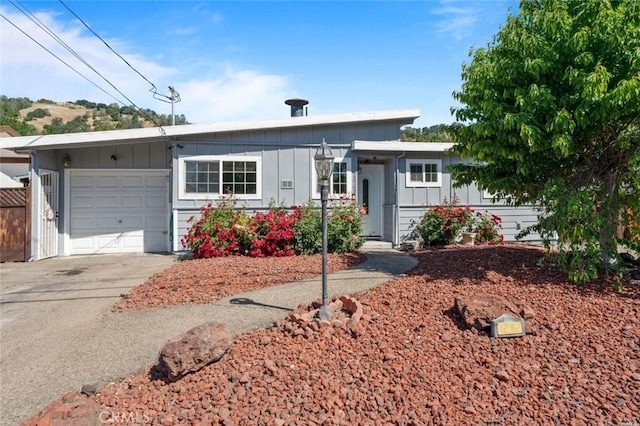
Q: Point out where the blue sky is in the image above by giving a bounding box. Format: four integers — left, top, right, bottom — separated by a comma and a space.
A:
0, 1, 518, 128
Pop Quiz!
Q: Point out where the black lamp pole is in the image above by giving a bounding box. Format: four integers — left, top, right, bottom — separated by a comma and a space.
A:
314, 139, 334, 321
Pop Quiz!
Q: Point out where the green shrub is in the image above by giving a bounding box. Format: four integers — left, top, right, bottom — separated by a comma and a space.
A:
327, 196, 365, 254
293, 201, 322, 255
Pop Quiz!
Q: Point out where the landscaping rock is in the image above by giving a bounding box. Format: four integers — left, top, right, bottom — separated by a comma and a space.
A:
89, 246, 640, 425
454, 293, 534, 333
156, 322, 232, 382
22, 391, 101, 426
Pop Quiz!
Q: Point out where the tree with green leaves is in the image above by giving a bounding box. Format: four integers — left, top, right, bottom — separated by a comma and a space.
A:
449, 0, 640, 283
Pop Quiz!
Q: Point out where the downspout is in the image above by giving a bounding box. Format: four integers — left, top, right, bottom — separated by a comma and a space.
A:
394, 151, 406, 248
171, 142, 178, 253
25, 151, 36, 261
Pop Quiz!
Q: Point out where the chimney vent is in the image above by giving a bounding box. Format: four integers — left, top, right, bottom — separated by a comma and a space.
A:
285, 98, 309, 117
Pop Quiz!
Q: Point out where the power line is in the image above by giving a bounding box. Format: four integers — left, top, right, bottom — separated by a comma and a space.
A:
58, 0, 173, 104
0, 11, 126, 107
4, 1, 169, 132
7, 0, 140, 110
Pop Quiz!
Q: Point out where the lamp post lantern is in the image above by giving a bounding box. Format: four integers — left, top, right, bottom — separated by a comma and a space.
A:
314, 138, 334, 321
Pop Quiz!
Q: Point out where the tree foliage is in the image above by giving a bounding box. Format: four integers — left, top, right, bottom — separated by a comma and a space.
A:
0, 96, 38, 135
401, 123, 464, 142
449, 0, 640, 283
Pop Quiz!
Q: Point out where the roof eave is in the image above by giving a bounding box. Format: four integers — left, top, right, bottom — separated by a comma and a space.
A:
0, 109, 420, 150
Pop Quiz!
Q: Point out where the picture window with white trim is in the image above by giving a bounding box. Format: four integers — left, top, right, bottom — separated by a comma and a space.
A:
180, 155, 261, 199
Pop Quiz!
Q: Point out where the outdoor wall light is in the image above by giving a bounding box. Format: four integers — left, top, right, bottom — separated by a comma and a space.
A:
313, 138, 335, 321
110, 154, 118, 161
63, 154, 71, 167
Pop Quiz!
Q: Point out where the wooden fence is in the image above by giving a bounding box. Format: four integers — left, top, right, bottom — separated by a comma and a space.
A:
0, 187, 31, 262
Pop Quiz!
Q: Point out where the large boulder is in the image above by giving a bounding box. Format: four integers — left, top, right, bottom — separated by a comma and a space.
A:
454, 294, 535, 333
22, 391, 102, 426
157, 322, 232, 382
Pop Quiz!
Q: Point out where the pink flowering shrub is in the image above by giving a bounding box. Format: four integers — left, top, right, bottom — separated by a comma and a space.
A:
417, 196, 504, 246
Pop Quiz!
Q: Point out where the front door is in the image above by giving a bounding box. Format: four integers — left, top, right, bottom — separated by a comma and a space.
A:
358, 164, 383, 238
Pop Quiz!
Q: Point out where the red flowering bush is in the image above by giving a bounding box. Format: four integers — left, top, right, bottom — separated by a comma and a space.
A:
248, 208, 298, 257
182, 195, 365, 258
416, 196, 504, 246
181, 195, 250, 258
474, 212, 504, 245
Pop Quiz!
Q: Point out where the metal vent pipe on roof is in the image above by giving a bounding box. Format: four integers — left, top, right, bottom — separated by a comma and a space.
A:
285, 98, 309, 117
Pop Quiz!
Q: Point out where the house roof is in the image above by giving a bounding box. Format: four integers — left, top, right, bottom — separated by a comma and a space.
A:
0, 109, 420, 151
352, 140, 454, 152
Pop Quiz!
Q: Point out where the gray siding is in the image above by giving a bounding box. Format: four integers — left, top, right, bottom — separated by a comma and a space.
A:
172, 121, 403, 248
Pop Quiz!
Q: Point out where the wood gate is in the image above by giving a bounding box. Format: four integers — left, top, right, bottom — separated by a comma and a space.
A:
0, 187, 31, 262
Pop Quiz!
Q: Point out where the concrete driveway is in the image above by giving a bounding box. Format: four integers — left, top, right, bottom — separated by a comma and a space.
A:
0, 253, 178, 425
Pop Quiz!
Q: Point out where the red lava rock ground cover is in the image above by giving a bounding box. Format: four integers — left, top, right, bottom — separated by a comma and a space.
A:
112, 253, 366, 311
76, 246, 640, 424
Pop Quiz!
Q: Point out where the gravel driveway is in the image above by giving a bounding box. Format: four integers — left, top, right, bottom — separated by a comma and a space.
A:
0, 253, 177, 426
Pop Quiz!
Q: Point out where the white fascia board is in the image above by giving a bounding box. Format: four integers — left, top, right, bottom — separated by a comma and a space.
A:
352, 140, 455, 152
0, 109, 421, 150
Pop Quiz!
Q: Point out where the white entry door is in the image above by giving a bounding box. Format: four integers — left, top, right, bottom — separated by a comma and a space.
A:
358, 164, 383, 237
67, 170, 169, 255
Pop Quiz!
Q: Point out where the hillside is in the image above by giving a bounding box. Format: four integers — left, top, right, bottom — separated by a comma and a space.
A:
19, 102, 154, 133
1, 96, 188, 136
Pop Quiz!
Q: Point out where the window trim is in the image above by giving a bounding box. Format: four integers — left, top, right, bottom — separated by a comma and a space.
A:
179, 155, 262, 200
405, 159, 442, 187
311, 156, 353, 199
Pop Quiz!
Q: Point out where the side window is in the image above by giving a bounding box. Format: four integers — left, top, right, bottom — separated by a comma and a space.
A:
312, 157, 352, 198
405, 159, 442, 187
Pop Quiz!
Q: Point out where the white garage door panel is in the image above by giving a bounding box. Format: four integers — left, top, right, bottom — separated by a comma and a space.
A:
97, 176, 118, 187
123, 196, 143, 208
68, 170, 169, 255
122, 175, 143, 187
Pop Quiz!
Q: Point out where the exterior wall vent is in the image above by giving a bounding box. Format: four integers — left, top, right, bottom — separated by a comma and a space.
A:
280, 179, 294, 189
284, 98, 309, 117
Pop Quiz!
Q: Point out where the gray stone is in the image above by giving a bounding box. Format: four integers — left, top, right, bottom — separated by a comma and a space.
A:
80, 383, 97, 396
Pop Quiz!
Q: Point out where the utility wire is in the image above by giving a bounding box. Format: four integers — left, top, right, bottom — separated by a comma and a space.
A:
0, 11, 127, 107
58, 0, 172, 104
5, 1, 167, 133
7, 0, 138, 109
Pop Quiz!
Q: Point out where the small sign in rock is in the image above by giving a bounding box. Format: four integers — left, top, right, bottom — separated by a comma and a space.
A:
491, 314, 526, 338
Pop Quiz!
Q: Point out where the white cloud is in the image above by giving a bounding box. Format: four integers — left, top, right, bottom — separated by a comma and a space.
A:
432, 5, 479, 40
174, 66, 290, 124
0, 6, 291, 124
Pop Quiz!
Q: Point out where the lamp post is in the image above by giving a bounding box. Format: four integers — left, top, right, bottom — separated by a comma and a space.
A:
314, 138, 335, 321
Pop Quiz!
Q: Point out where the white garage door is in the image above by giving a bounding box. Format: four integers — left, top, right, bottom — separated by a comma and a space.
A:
68, 170, 169, 255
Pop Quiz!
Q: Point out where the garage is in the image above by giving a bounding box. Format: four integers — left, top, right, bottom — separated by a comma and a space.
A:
66, 170, 169, 255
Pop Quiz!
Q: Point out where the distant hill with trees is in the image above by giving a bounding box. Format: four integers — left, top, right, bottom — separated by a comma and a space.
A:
400, 123, 464, 142
0, 96, 189, 136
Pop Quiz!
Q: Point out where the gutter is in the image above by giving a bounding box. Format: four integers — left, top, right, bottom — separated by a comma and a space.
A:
394, 151, 406, 248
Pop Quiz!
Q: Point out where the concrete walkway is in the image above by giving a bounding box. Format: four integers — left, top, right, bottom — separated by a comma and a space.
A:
0, 249, 416, 425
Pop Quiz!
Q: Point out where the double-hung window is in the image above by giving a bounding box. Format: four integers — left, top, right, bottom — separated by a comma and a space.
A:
180, 155, 261, 199
312, 157, 352, 198
405, 159, 442, 187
